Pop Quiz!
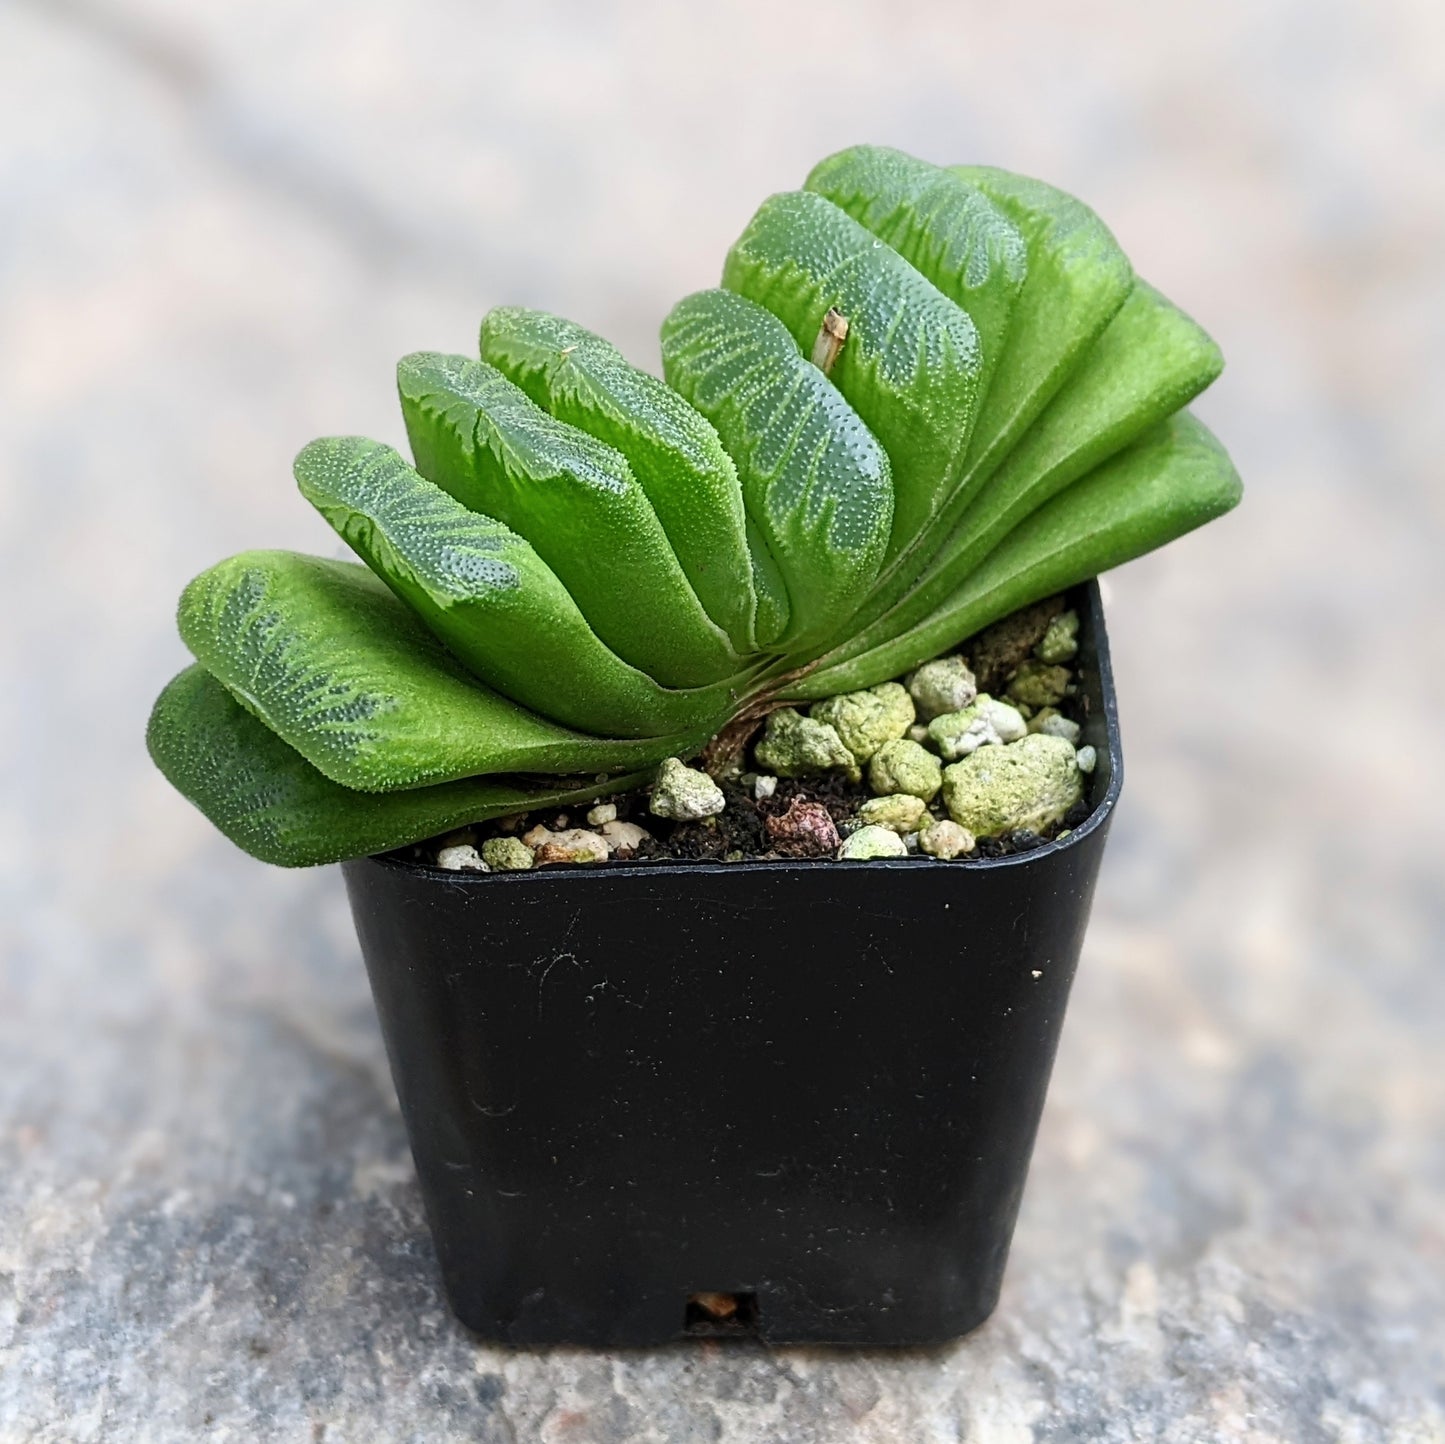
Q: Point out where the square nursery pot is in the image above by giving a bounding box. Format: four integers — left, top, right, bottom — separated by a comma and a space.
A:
341, 581, 1122, 1347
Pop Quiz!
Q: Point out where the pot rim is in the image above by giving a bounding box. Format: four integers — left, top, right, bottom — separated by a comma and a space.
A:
362, 579, 1122, 884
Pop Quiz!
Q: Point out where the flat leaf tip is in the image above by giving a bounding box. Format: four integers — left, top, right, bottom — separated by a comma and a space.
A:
148, 664, 663, 867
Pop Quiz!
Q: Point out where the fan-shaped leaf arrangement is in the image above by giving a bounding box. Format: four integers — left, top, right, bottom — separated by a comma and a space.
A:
148, 147, 1241, 866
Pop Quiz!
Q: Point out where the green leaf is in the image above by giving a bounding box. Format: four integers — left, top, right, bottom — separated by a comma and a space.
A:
745, 512, 792, 647
660, 288, 892, 652
177, 550, 707, 790
479, 307, 758, 653
815, 280, 1224, 672
799, 148, 1030, 633
396, 352, 741, 689
720, 190, 982, 559
955, 280, 1223, 548
949, 165, 1134, 488
791, 411, 1242, 698
147, 665, 651, 867
294, 436, 739, 739
806, 145, 1026, 397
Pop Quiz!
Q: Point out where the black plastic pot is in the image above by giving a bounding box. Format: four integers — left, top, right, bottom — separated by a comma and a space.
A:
341, 582, 1121, 1347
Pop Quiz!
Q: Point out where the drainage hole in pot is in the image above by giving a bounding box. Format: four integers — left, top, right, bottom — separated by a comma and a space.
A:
684, 1291, 758, 1336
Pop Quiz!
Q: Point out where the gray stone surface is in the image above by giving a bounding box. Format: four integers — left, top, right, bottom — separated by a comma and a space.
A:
2, 1, 1443, 1438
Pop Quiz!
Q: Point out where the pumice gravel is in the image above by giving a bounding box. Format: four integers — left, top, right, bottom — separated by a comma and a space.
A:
414, 593, 1096, 869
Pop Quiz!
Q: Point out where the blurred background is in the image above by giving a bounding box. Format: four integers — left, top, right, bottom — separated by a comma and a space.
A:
2, 1, 1442, 1439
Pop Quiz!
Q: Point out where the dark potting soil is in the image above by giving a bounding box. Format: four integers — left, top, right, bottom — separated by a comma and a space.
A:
392, 591, 1097, 871
549, 772, 1092, 866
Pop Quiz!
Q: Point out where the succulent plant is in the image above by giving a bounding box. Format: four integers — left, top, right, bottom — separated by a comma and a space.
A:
148, 146, 1241, 866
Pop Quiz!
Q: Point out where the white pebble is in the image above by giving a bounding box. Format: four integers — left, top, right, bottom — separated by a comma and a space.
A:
983, 698, 1029, 743
919, 820, 976, 860
928, 695, 1029, 762
753, 774, 778, 800
1075, 745, 1097, 774
837, 824, 908, 860
1037, 714, 1082, 745
436, 843, 489, 872
523, 826, 613, 865
586, 802, 618, 826
601, 819, 651, 854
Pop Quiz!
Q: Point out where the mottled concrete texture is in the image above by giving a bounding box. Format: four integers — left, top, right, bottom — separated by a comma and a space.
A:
2, 2, 1443, 1439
